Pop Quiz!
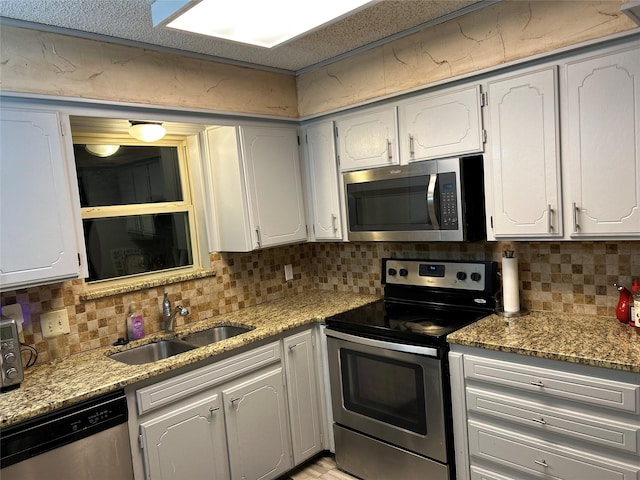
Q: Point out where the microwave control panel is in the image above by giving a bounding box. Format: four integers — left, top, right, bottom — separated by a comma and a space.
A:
438, 172, 458, 229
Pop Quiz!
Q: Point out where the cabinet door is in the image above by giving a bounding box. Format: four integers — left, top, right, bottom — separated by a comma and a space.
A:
398, 85, 483, 162
303, 121, 342, 240
486, 68, 561, 238
565, 46, 640, 237
240, 126, 307, 248
283, 329, 322, 464
335, 106, 398, 171
223, 368, 292, 480
140, 393, 229, 480
0, 108, 80, 290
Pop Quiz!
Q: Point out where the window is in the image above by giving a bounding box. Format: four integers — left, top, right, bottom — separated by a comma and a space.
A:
72, 134, 201, 284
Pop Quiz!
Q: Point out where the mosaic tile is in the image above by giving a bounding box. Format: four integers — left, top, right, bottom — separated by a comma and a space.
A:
1, 241, 638, 365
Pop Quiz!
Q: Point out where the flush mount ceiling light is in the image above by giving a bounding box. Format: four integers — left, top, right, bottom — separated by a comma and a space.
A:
151, 0, 376, 49
622, 1, 640, 25
85, 144, 121, 157
128, 121, 166, 142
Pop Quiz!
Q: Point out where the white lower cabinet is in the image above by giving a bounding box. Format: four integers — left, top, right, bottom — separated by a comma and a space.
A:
140, 393, 229, 480
130, 327, 325, 480
449, 347, 640, 480
223, 368, 292, 480
283, 329, 322, 464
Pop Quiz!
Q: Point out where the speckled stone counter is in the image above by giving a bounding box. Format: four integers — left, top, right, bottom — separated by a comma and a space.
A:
0, 290, 379, 428
447, 310, 640, 374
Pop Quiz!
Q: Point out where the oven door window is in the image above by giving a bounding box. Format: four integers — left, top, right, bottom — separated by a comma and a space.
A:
346, 175, 437, 232
339, 348, 427, 435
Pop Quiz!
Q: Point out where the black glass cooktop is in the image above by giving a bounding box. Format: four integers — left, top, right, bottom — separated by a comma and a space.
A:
325, 299, 488, 347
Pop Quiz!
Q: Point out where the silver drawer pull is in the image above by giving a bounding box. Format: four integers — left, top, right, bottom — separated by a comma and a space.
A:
531, 417, 547, 425
288, 343, 299, 351
530, 380, 545, 387
534, 459, 549, 468
209, 406, 219, 415
231, 397, 241, 409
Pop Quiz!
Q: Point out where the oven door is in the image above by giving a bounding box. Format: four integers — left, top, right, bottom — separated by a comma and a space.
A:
326, 329, 447, 462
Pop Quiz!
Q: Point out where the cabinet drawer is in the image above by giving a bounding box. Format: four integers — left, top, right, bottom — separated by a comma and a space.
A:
470, 465, 535, 480
136, 341, 281, 414
464, 355, 640, 413
467, 387, 640, 454
468, 420, 640, 480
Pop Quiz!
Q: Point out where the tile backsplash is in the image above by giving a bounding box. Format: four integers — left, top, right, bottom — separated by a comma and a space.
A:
1, 241, 638, 364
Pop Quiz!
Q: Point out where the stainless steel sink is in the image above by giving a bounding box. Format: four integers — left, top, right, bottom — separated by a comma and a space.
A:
180, 325, 253, 346
109, 340, 196, 365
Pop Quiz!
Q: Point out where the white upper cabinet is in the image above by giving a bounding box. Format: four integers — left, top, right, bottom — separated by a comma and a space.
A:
485, 67, 562, 238
565, 45, 640, 238
398, 84, 484, 162
205, 125, 307, 252
335, 106, 398, 171
0, 108, 82, 291
302, 121, 343, 241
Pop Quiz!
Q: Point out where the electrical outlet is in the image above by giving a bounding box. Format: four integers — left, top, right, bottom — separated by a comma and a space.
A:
40, 309, 70, 338
284, 264, 293, 281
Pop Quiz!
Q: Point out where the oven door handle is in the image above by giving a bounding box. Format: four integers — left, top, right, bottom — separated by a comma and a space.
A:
325, 329, 439, 357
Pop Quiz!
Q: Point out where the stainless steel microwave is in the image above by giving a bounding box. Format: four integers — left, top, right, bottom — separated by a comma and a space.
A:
343, 156, 486, 242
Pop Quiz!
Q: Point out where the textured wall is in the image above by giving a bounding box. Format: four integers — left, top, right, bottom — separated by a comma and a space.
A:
2, 241, 638, 364
0, 26, 298, 118
296, 0, 637, 117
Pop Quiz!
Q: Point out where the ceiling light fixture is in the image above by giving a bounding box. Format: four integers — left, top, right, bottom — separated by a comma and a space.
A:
128, 121, 166, 142
151, 0, 376, 49
85, 144, 121, 157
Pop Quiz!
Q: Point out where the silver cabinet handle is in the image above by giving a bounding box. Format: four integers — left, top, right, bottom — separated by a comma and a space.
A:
531, 417, 547, 425
209, 406, 219, 416
331, 214, 338, 235
534, 459, 549, 468
387, 140, 392, 162
255, 227, 262, 248
288, 343, 299, 351
426, 174, 440, 230
409, 134, 415, 158
231, 397, 241, 409
572, 202, 579, 233
530, 380, 545, 387
547, 204, 554, 232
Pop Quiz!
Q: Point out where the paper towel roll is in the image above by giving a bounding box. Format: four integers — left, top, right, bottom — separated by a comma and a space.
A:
502, 256, 520, 313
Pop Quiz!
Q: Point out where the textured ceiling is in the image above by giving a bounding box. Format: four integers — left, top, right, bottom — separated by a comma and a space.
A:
0, 0, 491, 73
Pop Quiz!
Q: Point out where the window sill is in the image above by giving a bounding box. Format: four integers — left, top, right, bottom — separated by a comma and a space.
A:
79, 269, 217, 301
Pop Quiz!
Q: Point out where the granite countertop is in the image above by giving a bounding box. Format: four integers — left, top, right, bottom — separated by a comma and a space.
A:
447, 310, 640, 373
0, 290, 380, 428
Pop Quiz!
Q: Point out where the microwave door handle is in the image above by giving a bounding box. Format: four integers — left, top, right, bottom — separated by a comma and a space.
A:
426, 174, 440, 229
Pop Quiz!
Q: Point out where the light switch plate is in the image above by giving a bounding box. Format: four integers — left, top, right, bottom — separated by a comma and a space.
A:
284, 264, 293, 281
41, 309, 71, 338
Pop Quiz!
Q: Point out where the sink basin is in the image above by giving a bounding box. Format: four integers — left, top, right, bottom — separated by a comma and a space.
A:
109, 340, 196, 365
180, 325, 253, 347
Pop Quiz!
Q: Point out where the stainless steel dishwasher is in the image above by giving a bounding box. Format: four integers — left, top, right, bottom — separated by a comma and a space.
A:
0, 389, 134, 479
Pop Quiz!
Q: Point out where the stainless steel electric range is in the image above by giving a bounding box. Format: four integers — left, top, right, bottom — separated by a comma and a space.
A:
325, 258, 498, 480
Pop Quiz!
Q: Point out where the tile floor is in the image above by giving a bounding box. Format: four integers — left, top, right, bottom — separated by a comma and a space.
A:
280, 453, 358, 480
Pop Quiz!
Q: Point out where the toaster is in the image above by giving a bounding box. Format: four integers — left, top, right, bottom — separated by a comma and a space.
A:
0, 315, 24, 391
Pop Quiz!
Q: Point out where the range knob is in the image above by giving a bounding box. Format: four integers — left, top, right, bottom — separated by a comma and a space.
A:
3, 352, 16, 364
388, 268, 397, 276
470, 272, 482, 282
399, 268, 409, 277
456, 271, 467, 281
5, 367, 18, 379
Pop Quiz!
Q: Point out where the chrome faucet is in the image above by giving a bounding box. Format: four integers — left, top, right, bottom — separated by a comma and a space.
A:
162, 293, 189, 332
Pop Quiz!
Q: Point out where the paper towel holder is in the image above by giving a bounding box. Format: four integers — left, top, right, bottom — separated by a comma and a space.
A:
496, 250, 529, 317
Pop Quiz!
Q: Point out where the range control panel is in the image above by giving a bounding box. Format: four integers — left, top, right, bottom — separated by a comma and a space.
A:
383, 258, 496, 292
